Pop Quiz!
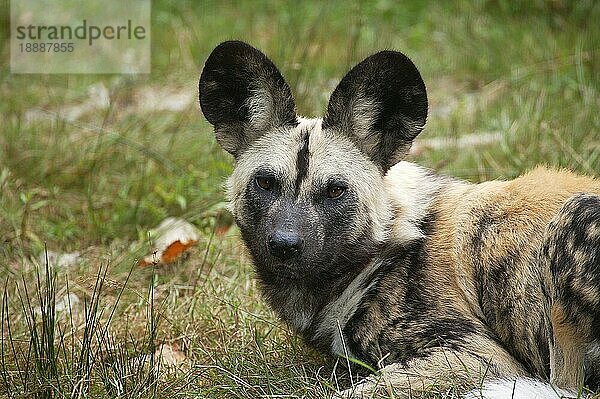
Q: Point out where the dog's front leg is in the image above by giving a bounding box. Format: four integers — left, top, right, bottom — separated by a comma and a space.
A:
335, 347, 522, 398
541, 193, 600, 390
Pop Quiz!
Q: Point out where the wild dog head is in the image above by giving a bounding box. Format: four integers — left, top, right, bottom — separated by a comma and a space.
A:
199, 41, 427, 318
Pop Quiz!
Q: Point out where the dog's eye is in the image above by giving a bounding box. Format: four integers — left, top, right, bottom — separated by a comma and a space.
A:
327, 185, 346, 199
256, 176, 274, 191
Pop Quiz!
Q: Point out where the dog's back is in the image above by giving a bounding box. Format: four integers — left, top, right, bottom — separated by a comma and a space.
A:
415, 165, 600, 381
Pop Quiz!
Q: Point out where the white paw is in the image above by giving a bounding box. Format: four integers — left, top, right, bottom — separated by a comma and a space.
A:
333, 367, 398, 398
334, 379, 380, 398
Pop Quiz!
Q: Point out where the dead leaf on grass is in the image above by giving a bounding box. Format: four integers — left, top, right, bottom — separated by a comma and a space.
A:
139, 217, 200, 267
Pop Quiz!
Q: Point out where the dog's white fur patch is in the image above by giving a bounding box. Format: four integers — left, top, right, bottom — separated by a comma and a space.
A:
385, 161, 451, 243
313, 259, 384, 358
464, 378, 580, 399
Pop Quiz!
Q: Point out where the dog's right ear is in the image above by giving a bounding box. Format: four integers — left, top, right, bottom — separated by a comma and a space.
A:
323, 51, 427, 172
199, 41, 297, 158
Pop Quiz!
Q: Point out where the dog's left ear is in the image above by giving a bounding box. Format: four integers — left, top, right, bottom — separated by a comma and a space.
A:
323, 51, 427, 172
199, 41, 297, 158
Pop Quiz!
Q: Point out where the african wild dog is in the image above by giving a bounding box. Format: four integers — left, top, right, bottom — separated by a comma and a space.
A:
198, 40, 600, 397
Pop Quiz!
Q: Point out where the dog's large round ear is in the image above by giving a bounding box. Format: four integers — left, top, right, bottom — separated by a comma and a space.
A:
323, 51, 428, 172
199, 41, 297, 158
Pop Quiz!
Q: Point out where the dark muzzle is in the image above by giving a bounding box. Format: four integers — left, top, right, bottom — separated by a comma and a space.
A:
268, 230, 303, 260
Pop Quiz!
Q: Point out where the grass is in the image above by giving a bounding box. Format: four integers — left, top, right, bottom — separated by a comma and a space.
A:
1, 0, 600, 397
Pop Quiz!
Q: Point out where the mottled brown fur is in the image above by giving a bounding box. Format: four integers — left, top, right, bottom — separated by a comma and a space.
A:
449, 168, 600, 379
343, 168, 600, 397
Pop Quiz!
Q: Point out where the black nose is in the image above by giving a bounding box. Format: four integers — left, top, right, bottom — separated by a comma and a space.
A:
268, 231, 302, 260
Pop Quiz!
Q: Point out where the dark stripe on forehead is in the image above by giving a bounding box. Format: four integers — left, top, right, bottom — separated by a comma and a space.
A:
295, 131, 310, 195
